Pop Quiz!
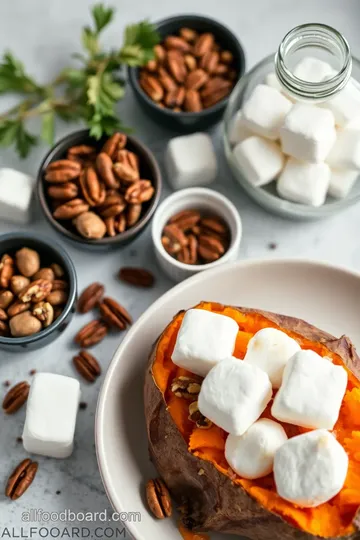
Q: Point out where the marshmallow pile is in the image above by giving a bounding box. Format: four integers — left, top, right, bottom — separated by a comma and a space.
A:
230, 57, 360, 205
171, 309, 349, 507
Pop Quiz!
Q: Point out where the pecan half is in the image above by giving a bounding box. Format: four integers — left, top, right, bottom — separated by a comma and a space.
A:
102, 133, 127, 160
171, 376, 201, 399
51, 279, 69, 291
127, 203, 142, 227
198, 243, 221, 262
18, 279, 53, 303
80, 167, 106, 206
184, 89, 202, 112
113, 162, 139, 184
0, 290, 14, 309
201, 217, 228, 236
119, 267, 155, 288
188, 401, 212, 429
75, 320, 108, 347
104, 217, 117, 237
221, 50, 234, 64
184, 54, 197, 71
96, 152, 119, 188
164, 35, 191, 53
179, 27, 198, 43
200, 77, 231, 99
140, 75, 164, 102
73, 350, 101, 383
53, 199, 89, 220
202, 86, 231, 108
163, 224, 188, 248
0, 307, 8, 320
116, 149, 140, 177
7, 300, 31, 318
0, 254, 14, 288
158, 67, 177, 93
154, 44, 166, 63
45, 160, 81, 183
193, 33, 215, 57
167, 50, 187, 83
146, 478, 172, 519
77, 282, 104, 313
125, 180, 154, 204
5, 459, 38, 500
117, 213, 127, 233
169, 210, 201, 230
165, 87, 185, 108
32, 302, 54, 327
47, 182, 78, 200
2, 381, 30, 414
97, 193, 126, 219
67, 144, 96, 161
200, 50, 219, 73
185, 69, 209, 90
99, 297, 132, 330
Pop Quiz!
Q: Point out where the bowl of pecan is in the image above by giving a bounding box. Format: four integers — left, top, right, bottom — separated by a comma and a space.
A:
37, 130, 161, 250
0, 232, 77, 352
152, 187, 242, 282
128, 14, 246, 132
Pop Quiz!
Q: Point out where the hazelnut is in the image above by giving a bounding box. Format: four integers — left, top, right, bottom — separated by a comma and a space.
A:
15, 248, 40, 277
10, 275, 30, 295
50, 263, 64, 278
9, 311, 42, 337
32, 268, 55, 281
0, 290, 14, 309
73, 212, 106, 239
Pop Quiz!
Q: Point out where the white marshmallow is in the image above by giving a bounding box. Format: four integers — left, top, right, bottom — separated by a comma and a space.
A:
23, 373, 80, 459
165, 133, 217, 190
322, 80, 360, 127
171, 309, 239, 378
229, 111, 252, 145
277, 158, 330, 207
244, 328, 300, 388
265, 73, 283, 93
242, 84, 292, 140
0, 168, 34, 224
272, 350, 348, 429
280, 104, 336, 162
293, 57, 334, 83
329, 169, 358, 199
274, 430, 348, 507
327, 129, 360, 169
225, 419, 288, 479
198, 357, 272, 435
233, 136, 285, 187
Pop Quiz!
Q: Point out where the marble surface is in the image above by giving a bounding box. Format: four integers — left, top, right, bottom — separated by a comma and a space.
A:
1, 0, 360, 535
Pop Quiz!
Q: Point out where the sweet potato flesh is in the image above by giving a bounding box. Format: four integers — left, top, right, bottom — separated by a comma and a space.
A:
152, 302, 360, 538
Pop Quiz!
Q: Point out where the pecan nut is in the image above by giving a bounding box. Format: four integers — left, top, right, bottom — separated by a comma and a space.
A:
158, 67, 178, 93
18, 279, 53, 303
99, 297, 132, 330
77, 282, 104, 313
53, 199, 90, 220
45, 160, 81, 183
67, 145, 96, 166
163, 224, 188, 249
119, 267, 155, 288
169, 210, 201, 230
79, 167, 106, 206
188, 401, 212, 429
102, 133, 127, 160
146, 478, 172, 519
10, 275, 30, 295
2, 381, 30, 414
46, 289, 68, 306
0, 320, 9, 336
164, 87, 185, 109
73, 350, 101, 383
5, 459, 38, 500
116, 150, 140, 177
32, 268, 55, 282
140, 75, 164, 102
185, 68, 209, 90
184, 54, 197, 71
0, 290, 14, 309
154, 44, 166, 63
125, 180, 154, 204
75, 320, 108, 347
116, 213, 127, 233
96, 152, 119, 188
0, 307, 8, 321
0, 254, 14, 288
126, 204, 142, 227
164, 35, 191, 53
97, 193, 126, 219
202, 86, 232, 108
50, 263, 65, 278
32, 302, 54, 327
184, 89, 202, 112
167, 50, 187, 83
113, 162, 139, 184
7, 300, 31, 318
51, 279, 69, 291
171, 376, 201, 400
47, 182, 78, 201
193, 33, 215, 57
200, 77, 231, 99
200, 50, 220, 73
201, 217, 228, 236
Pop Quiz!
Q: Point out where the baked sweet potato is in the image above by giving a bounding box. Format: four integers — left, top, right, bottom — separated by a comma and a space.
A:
144, 301, 360, 540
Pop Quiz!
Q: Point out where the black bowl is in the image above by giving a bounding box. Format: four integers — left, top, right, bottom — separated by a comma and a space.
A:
128, 14, 246, 133
37, 130, 162, 251
0, 233, 77, 352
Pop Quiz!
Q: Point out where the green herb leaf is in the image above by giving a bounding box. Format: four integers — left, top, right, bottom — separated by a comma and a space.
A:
82, 27, 99, 56
61, 68, 87, 88
0, 120, 19, 146
92, 4, 114, 33
0, 52, 39, 94
120, 22, 159, 66
41, 110, 55, 145
15, 123, 37, 158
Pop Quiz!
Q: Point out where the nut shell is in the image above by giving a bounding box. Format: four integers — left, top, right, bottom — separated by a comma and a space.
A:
73, 212, 106, 239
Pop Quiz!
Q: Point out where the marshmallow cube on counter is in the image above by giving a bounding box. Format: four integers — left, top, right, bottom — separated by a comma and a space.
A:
22, 373, 81, 459
272, 350, 348, 429
329, 169, 359, 199
293, 57, 334, 83
171, 309, 239, 378
198, 357, 272, 435
280, 104, 336, 162
244, 328, 300, 388
233, 136, 285, 187
0, 168, 34, 224
327, 129, 360, 169
242, 84, 292, 140
277, 159, 330, 207
274, 430, 348, 507
229, 111, 252, 146
165, 133, 217, 190
322, 81, 360, 127
225, 419, 288, 479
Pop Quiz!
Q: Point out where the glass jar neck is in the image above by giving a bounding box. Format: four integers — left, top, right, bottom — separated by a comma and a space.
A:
275, 23, 352, 102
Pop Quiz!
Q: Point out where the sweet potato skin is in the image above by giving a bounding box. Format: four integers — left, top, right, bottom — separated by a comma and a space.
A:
144, 306, 360, 540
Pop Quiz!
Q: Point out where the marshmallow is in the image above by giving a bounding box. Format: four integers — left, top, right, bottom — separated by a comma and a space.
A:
272, 350, 348, 429
171, 309, 239, 378
280, 104, 336, 162
242, 84, 292, 140
329, 169, 358, 199
244, 328, 300, 388
229, 111, 252, 146
277, 158, 330, 207
233, 136, 285, 187
327, 129, 360, 169
293, 57, 334, 83
225, 419, 288, 479
0, 168, 34, 224
274, 430, 348, 507
165, 133, 217, 190
198, 357, 272, 435
265, 73, 283, 93
322, 81, 360, 127
23, 373, 80, 459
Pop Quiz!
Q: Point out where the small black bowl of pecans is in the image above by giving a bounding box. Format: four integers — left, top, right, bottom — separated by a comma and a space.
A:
37, 130, 162, 250
128, 14, 246, 132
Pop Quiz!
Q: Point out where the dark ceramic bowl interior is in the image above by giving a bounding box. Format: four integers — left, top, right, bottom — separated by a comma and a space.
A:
37, 130, 162, 250
128, 14, 246, 132
0, 233, 77, 352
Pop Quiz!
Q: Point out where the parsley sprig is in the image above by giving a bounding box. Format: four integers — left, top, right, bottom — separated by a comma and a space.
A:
0, 4, 159, 158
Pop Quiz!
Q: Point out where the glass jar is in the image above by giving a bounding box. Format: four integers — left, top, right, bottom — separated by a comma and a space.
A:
223, 23, 360, 219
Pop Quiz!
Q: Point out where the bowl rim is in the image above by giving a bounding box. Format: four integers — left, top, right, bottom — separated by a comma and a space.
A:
0, 232, 77, 345
128, 13, 246, 119
223, 53, 360, 218
151, 186, 242, 272
37, 129, 162, 246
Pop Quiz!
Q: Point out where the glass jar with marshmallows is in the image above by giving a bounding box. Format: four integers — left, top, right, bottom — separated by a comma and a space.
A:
224, 23, 360, 219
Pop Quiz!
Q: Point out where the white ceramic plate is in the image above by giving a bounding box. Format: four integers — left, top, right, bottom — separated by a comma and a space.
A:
96, 259, 360, 540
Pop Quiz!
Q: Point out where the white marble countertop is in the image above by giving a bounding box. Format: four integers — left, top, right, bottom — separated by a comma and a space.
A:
1, 0, 360, 536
